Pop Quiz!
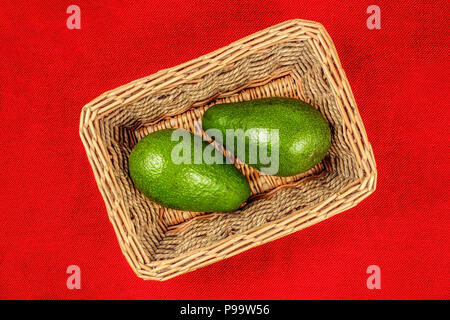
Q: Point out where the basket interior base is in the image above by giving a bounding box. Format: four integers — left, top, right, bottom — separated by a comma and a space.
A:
133, 72, 328, 229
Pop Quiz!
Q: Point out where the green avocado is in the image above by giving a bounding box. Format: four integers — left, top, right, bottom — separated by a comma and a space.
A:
201, 97, 331, 177
128, 129, 251, 212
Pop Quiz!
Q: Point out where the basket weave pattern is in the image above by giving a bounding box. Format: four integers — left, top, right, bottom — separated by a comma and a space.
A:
80, 20, 376, 280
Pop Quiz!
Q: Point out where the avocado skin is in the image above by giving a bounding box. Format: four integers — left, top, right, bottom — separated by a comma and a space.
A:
202, 97, 331, 177
128, 129, 251, 212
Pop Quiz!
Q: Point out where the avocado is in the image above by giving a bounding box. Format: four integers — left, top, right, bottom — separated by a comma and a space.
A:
202, 97, 331, 177
128, 128, 251, 212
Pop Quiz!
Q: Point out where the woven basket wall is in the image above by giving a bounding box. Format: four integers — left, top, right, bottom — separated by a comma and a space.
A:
79, 19, 376, 280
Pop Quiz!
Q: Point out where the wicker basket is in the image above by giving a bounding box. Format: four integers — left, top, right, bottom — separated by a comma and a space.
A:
79, 19, 376, 280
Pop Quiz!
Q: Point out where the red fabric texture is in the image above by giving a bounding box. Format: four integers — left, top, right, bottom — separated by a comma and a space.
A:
0, 0, 448, 299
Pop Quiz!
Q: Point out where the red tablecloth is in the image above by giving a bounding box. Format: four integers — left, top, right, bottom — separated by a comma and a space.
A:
0, 0, 448, 299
